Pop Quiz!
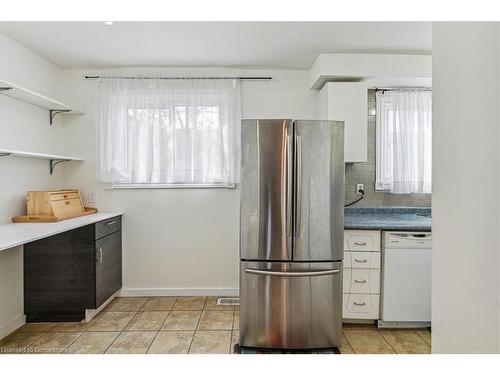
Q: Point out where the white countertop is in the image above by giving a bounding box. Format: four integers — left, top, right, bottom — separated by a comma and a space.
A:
0, 212, 123, 252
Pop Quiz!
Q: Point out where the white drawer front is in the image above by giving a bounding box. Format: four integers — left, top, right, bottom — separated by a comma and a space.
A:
343, 293, 380, 319
344, 251, 381, 269
344, 230, 381, 252
343, 268, 380, 294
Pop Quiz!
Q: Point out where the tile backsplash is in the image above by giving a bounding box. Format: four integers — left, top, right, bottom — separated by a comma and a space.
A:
344, 89, 431, 208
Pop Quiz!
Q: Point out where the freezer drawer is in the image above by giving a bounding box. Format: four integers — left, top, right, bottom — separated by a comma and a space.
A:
239, 261, 342, 349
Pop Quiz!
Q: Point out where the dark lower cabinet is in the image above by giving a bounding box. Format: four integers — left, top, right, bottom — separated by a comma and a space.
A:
95, 231, 122, 307
24, 215, 122, 322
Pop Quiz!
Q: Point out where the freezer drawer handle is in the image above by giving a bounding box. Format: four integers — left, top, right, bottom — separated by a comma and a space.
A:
354, 241, 367, 246
354, 279, 367, 283
354, 258, 368, 263
353, 302, 366, 306
245, 268, 339, 277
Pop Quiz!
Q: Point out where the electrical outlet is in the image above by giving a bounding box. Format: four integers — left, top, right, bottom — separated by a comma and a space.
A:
356, 184, 364, 195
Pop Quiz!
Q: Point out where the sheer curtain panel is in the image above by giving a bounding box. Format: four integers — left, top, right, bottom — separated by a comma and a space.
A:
375, 90, 432, 194
96, 77, 241, 187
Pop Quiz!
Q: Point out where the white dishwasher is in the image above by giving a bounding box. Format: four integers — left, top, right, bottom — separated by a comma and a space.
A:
379, 231, 431, 328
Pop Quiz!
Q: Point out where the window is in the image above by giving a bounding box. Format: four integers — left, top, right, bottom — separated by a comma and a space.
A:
97, 78, 240, 187
375, 90, 432, 194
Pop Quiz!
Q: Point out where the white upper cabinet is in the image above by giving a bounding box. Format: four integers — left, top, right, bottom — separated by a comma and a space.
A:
319, 82, 367, 163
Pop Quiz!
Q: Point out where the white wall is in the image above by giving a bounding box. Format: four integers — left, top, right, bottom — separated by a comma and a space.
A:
0, 33, 65, 336
61, 68, 318, 296
432, 22, 500, 353
0, 32, 318, 334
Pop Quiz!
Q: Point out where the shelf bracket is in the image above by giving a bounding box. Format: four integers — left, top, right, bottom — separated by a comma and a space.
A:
49, 109, 71, 125
0, 152, 12, 157
49, 159, 70, 175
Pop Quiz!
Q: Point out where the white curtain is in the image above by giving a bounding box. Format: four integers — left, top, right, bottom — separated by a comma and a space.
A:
376, 90, 432, 194
96, 76, 241, 186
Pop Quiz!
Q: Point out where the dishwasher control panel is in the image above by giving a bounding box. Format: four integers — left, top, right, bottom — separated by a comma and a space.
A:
384, 232, 431, 249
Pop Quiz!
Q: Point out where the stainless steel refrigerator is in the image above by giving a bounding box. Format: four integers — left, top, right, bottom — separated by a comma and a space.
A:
239, 119, 345, 350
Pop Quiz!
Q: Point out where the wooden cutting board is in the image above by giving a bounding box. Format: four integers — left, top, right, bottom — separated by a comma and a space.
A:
12, 189, 98, 223
12, 207, 98, 223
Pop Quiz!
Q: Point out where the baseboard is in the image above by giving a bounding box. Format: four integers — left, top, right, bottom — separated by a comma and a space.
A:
118, 288, 239, 297
0, 315, 26, 340
377, 320, 431, 329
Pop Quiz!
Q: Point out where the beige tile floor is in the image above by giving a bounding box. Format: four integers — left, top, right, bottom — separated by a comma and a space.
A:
0, 297, 431, 354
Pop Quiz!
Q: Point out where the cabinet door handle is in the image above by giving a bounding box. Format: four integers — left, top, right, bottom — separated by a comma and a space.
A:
65, 200, 71, 205
354, 259, 368, 263
106, 220, 117, 226
354, 279, 367, 283
353, 302, 366, 306
354, 242, 367, 246
97, 247, 103, 263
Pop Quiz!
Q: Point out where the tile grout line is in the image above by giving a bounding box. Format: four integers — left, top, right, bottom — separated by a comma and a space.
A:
28, 330, 84, 354
411, 329, 432, 349
342, 331, 357, 354
53, 331, 84, 354
145, 301, 173, 354
102, 300, 146, 354
230, 306, 236, 354
377, 330, 398, 354
413, 329, 432, 348
24, 331, 50, 353
186, 296, 207, 354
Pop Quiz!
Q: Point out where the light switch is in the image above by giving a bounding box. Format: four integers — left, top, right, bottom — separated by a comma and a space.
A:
87, 191, 96, 203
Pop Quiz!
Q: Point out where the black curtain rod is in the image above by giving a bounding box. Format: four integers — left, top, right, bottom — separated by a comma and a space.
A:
84, 75, 273, 81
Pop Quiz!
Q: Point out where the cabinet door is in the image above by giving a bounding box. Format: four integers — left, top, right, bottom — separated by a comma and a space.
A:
320, 82, 368, 163
24, 225, 95, 322
95, 231, 122, 307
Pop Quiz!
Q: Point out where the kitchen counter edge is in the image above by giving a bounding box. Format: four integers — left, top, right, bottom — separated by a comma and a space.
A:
0, 212, 123, 252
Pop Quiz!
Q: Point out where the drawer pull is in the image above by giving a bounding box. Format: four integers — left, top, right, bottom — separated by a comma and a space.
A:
97, 247, 103, 263
354, 242, 367, 246
106, 220, 117, 226
354, 259, 367, 263
354, 279, 367, 283
353, 302, 366, 306
65, 200, 70, 205
63, 194, 68, 198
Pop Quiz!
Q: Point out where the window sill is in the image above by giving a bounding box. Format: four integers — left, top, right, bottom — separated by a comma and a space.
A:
105, 183, 236, 190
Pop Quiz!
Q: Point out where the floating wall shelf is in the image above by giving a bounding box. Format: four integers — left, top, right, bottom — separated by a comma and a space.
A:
0, 79, 84, 125
0, 149, 84, 175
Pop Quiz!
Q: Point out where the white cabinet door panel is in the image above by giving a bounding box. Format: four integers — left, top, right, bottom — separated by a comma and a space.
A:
319, 82, 367, 163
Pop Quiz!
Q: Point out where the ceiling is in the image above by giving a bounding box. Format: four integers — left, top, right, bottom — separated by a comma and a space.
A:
0, 22, 431, 70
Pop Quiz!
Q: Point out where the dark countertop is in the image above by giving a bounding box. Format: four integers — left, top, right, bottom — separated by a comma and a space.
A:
344, 207, 431, 232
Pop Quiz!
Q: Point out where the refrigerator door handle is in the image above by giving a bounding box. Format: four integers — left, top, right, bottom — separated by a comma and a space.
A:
285, 130, 293, 237
245, 268, 339, 277
294, 134, 302, 237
